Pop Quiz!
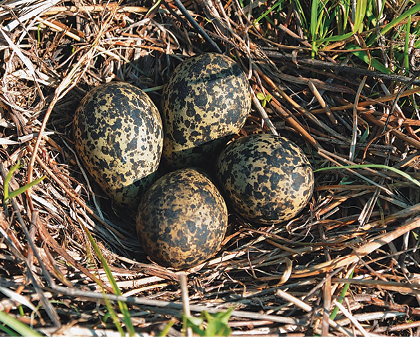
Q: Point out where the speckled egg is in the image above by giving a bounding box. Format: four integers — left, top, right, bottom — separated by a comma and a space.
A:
161, 53, 251, 168
73, 82, 163, 208
136, 168, 228, 269
216, 134, 314, 225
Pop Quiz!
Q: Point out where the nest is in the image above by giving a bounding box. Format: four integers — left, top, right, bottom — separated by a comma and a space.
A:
1, 0, 420, 335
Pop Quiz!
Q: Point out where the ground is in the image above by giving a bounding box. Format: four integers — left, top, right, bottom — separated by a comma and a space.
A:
1, 0, 420, 336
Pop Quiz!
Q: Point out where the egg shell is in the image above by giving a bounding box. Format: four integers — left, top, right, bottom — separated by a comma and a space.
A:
161, 53, 251, 168
73, 82, 163, 208
136, 168, 228, 270
216, 134, 314, 225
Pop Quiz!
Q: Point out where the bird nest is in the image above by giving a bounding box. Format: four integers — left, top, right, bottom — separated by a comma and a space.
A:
1, 0, 420, 336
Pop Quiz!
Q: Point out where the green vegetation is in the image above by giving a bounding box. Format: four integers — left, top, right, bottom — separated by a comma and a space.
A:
183, 308, 232, 336
314, 164, 420, 189
244, 0, 420, 75
82, 224, 135, 337
3, 162, 45, 204
0, 311, 42, 337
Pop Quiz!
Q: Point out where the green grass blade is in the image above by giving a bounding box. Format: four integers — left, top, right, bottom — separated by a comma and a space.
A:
380, 3, 420, 35
0, 311, 43, 337
321, 6, 338, 39
0, 325, 19, 336
340, 0, 350, 32
5, 176, 46, 203
101, 291, 125, 337
146, 0, 161, 16
0, 287, 39, 316
353, 0, 367, 33
317, 30, 354, 44
310, 0, 318, 40
375, 0, 386, 21
404, 15, 411, 73
314, 164, 420, 188
254, 0, 284, 24
330, 268, 354, 320
293, 0, 307, 30
81, 223, 135, 336
360, 127, 369, 143
310, 0, 319, 57
349, 45, 392, 73
316, 0, 365, 46
3, 162, 22, 202
3, 161, 46, 203
158, 320, 175, 337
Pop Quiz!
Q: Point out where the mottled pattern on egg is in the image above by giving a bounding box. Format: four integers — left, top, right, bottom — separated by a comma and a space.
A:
161, 53, 251, 168
216, 134, 314, 225
136, 168, 228, 270
73, 82, 163, 208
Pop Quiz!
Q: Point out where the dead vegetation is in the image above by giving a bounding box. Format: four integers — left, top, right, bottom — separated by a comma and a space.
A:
1, 0, 420, 335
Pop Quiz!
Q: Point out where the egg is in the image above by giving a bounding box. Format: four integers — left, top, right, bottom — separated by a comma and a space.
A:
161, 53, 251, 168
216, 134, 314, 225
73, 82, 163, 208
136, 168, 228, 269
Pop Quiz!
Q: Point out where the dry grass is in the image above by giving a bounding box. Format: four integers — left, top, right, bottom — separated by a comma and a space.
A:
1, 0, 420, 336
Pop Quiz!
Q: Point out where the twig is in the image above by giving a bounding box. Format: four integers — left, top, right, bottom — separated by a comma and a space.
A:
49, 285, 308, 325
26, 16, 109, 209
276, 289, 351, 336
180, 273, 192, 337
170, 0, 222, 53
2, 0, 62, 31
264, 51, 420, 85
251, 90, 278, 136
332, 300, 370, 337
0, 163, 61, 327
383, 68, 420, 131
43, 3, 148, 15
292, 215, 420, 277
50, 327, 150, 337
307, 80, 337, 125
362, 111, 420, 150
317, 148, 394, 194
256, 70, 319, 147
349, 76, 366, 161
373, 320, 420, 333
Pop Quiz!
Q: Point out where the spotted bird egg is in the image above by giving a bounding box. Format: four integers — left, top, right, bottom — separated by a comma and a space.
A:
136, 168, 228, 269
73, 82, 163, 208
161, 53, 251, 169
216, 134, 314, 225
